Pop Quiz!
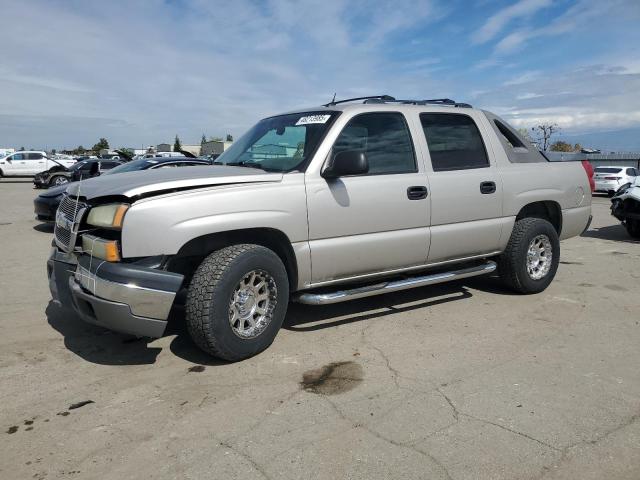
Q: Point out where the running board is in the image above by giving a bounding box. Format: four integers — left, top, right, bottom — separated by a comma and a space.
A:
294, 260, 497, 305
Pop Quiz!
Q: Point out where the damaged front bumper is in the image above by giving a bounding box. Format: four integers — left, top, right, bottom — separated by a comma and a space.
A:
47, 248, 184, 337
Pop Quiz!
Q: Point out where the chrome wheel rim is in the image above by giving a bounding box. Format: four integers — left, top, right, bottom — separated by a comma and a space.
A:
228, 270, 277, 339
53, 176, 68, 186
526, 234, 552, 280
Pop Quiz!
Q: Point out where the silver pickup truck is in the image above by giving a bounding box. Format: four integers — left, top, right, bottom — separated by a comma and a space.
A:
48, 96, 593, 361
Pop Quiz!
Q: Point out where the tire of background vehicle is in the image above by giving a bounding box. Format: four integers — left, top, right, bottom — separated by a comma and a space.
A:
624, 219, 640, 238
49, 175, 69, 187
186, 244, 290, 361
497, 217, 560, 294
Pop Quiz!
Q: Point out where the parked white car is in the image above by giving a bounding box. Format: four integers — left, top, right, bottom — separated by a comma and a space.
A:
0, 151, 76, 178
593, 166, 638, 196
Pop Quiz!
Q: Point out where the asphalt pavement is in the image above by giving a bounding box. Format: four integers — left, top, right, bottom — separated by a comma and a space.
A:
1, 180, 639, 480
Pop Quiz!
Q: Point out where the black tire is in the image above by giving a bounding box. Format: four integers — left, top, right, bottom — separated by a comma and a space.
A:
186, 244, 289, 361
624, 219, 640, 239
497, 218, 560, 294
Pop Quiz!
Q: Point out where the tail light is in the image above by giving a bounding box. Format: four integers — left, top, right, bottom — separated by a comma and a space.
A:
581, 160, 595, 192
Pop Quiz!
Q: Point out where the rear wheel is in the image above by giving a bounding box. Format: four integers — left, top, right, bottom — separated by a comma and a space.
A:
498, 218, 560, 294
186, 244, 289, 361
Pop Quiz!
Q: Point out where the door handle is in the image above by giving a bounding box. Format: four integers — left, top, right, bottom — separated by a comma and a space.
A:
407, 186, 428, 200
480, 181, 496, 194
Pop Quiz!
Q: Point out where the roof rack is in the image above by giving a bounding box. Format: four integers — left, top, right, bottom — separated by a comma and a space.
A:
324, 95, 472, 108
324, 95, 396, 107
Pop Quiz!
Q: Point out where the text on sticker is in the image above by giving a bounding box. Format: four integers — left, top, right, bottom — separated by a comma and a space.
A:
295, 115, 331, 126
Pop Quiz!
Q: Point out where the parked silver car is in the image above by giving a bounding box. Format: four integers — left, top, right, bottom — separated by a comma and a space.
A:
47, 95, 593, 361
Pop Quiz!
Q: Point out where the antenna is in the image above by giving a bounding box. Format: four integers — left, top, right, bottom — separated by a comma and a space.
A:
331, 92, 336, 104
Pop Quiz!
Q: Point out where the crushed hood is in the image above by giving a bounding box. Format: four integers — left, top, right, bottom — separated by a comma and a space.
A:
65, 165, 283, 200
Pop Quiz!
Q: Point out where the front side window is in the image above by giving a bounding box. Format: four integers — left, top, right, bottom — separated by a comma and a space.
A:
331, 112, 416, 174
216, 111, 339, 172
420, 113, 489, 171
12, 153, 24, 160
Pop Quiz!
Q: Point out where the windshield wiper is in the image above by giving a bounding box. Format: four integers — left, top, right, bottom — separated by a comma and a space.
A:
225, 161, 268, 171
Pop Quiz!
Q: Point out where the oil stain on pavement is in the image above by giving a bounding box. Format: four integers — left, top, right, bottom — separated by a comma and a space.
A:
300, 361, 363, 395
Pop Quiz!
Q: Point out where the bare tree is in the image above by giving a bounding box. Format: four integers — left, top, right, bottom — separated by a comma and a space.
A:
531, 123, 559, 151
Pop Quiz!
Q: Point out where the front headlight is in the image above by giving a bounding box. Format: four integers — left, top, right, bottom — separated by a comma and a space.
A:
86, 203, 129, 229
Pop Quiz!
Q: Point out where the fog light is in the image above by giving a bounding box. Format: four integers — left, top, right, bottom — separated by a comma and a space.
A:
82, 235, 121, 262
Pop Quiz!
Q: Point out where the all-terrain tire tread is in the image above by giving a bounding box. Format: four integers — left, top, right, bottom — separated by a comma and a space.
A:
497, 217, 554, 293
186, 244, 265, 360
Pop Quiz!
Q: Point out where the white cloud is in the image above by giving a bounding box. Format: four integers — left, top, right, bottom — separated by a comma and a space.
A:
0, 0, 444, 149
472, 0, 552, 44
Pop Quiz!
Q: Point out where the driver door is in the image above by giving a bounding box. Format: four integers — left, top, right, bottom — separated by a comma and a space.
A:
305, 112, 431, 284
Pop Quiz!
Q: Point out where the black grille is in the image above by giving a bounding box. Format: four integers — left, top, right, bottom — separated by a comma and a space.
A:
54, 195, 87, 251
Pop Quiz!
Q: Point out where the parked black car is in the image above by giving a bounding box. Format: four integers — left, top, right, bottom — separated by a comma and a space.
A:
34, 158, 124, 188
34, 156, 213, 221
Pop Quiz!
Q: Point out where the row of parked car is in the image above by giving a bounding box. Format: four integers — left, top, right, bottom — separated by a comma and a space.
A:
33, 153, 216, 221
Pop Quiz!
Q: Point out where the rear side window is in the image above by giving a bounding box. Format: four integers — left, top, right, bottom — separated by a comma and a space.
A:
420, 113, 489, 171
28, 153, 43, 160
626, 168, 636, 176
595, 167, 622, 174
332, 112, 416, 174
494, 120, 528, 151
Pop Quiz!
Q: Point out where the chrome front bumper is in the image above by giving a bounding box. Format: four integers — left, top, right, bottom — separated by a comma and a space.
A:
48, 248, 184, 338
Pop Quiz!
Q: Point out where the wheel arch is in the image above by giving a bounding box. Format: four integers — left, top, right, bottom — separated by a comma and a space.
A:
167, 228, 298, 290
515, 201, 562, 235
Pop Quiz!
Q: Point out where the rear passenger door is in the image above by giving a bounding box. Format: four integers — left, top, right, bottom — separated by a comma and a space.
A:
418, 112, 503, 263
25, 152, 47, 174
306, 111, 430, 284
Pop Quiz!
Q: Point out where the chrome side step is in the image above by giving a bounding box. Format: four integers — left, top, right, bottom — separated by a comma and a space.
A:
294, 260, 497, 305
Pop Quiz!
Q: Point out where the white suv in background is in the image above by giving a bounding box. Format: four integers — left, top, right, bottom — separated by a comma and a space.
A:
593, 165, 638, 196
0, 151, 76, 178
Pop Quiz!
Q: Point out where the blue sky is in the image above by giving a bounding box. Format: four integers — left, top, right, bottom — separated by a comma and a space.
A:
1, 0, 639, 150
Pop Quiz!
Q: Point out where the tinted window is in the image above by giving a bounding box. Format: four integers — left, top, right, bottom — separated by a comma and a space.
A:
594, 167, 622, 174
27, 153, 43, 160
494, 120, 527, 150
12, 153, 24, 160
100, 161, 119, 169
626, 168, 636, 176
420, 114, 489, 171
332, 112, 416, 174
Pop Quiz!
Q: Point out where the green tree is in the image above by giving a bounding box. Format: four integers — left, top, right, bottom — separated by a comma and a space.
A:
549, 141, 573, 152
209, 136, 223, 142
118, 147, 135, 158
19, 146, 25, 151
173, 135, 182, 152
75, 145, 85, 155
92, 138, 109, 152
226, 134, 233, 142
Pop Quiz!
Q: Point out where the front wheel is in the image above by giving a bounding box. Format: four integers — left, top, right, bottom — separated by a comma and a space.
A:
49, 175, 69, 187
624, 219, 640, 239
186, 244, 289, 361
498, 218, 560, 294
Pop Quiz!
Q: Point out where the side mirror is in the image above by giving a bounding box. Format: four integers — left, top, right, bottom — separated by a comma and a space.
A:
322, 150, 369, 179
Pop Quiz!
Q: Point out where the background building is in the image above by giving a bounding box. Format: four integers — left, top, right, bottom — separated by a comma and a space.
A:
201, 140, 233, 156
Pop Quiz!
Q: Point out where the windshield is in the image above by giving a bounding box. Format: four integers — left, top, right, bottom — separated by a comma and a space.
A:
104, 158, 158, 175
69, 160, 88, 171
216, 111, 339, 172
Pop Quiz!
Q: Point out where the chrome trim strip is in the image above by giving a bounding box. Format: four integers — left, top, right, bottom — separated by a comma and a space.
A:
294, 260, 497, 305
75, 265, 176, 319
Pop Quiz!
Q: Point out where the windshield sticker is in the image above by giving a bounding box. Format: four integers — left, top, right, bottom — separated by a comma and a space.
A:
295, 114, 331, 126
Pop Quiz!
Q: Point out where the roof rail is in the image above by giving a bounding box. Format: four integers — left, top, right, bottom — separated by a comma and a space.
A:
324, 95, 396, 107
324, 95, 472, 108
